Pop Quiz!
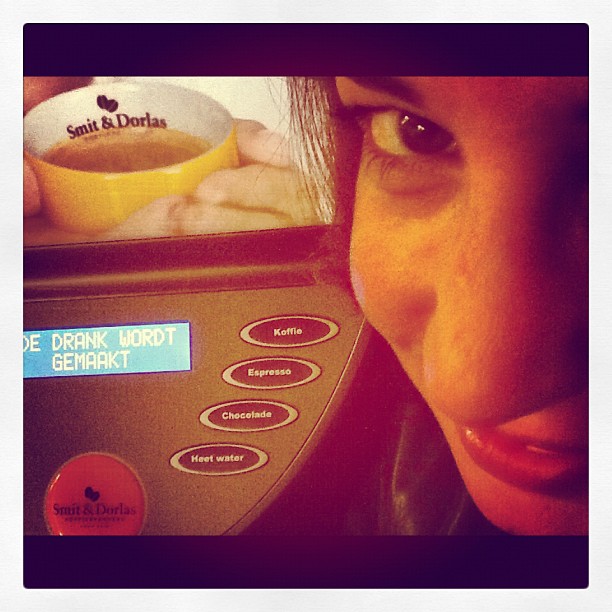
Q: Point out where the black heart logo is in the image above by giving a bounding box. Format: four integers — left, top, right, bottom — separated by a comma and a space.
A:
97, 94, 119, 113
84, 486, 100, 502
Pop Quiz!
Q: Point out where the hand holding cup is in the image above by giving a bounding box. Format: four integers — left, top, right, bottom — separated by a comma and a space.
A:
24, 78, 316, 242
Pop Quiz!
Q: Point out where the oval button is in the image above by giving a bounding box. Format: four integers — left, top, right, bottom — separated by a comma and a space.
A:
201, 400, 299, 432
222, 357, 321, 389
240, 316, 339, 347
170, 444, 268, 475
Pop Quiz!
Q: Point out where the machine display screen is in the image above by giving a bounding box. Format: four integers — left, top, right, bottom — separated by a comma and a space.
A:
23, 322, 191, 379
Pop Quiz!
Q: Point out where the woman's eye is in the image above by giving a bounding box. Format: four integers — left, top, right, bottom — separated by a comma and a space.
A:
366, 108, 456, 156
332, 103, 460, 196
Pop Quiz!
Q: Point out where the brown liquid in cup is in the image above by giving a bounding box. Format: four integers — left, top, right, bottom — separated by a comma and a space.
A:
43, 128, 212, 173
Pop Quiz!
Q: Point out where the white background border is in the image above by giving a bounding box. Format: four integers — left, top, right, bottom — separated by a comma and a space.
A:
3, 3, 611, 611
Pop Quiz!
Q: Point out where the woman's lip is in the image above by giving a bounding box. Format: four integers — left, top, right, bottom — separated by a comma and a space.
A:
458, 425, 588, 494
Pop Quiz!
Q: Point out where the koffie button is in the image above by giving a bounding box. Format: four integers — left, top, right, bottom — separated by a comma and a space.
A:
170, 444, 268, 475
240, 316, 339, 347
222, 357, 321, 389
201, 400, 299, 432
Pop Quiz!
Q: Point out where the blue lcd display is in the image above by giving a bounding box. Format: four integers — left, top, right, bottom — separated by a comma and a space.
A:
23, 322, 191, 379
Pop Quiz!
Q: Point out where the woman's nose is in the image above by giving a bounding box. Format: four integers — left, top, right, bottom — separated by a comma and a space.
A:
423, 143, 588, 425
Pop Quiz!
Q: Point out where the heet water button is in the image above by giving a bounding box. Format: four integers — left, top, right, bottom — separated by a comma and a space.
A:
240, 316, 339, 347
44, 453, 146, 536
201, 400, 299, 432
222, 357, 321, 389
170, 444, 268, 475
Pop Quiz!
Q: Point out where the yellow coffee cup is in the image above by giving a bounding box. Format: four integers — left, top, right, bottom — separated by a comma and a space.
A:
24, 81, 239, 234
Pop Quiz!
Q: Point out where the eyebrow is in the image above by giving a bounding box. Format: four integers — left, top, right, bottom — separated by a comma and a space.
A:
343, 77, 424, 107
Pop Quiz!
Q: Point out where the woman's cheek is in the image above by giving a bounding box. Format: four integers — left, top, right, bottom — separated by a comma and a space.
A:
349, 263, 366, 310
349, 213, 440, 391
350, 163, 471, 406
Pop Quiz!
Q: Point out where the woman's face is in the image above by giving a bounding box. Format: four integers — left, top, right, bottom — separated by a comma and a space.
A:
335, 77, 588, 535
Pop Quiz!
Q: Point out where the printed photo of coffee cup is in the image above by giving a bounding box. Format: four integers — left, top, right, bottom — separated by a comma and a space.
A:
24, 81, 239, 234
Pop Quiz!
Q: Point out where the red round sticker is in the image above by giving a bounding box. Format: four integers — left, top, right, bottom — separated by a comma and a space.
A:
45, 453, 146, 536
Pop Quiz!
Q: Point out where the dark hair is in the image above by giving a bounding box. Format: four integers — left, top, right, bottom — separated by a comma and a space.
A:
286, 77, 359, 290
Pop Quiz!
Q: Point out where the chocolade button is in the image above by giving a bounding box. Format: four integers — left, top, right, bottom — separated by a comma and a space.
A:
201, 400, 299, 432
170, 444, 268, 475
222, 357, 321, 389
44, 453, 146, 536
240, 316, 339, 347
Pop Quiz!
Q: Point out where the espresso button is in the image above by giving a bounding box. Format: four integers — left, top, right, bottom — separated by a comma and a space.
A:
201, 400, 298, 432
170, 444, 268, 475
222, 357, 321, 389
240, 316, 339, 347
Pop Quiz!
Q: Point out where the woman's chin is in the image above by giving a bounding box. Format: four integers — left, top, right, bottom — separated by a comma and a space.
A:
437, 415, 588, 535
